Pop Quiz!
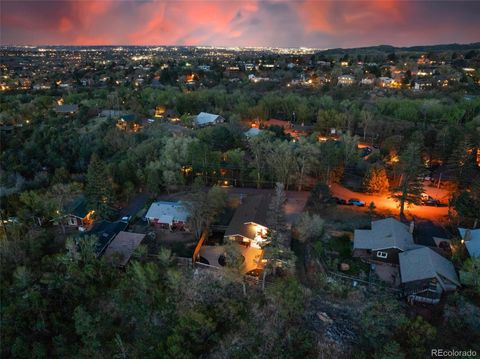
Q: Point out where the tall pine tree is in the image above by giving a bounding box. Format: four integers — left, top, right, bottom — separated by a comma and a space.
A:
392, 143, 424, 217
85, 154, 113, 219
363, 164, 390, 193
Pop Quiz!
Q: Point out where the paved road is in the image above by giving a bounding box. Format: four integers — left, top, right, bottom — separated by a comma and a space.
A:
330, 183, 450, 223
117, 192, 151, 220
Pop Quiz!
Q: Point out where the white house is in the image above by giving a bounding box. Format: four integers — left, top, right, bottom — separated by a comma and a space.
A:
337, 75, 355, 86
145, 201, 189, 230
378, 77, 394, 87
361, 77, 375, 85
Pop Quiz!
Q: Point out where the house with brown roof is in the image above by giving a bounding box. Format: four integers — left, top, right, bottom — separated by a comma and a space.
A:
103, 231, 146, 267
224, 193, 272, 249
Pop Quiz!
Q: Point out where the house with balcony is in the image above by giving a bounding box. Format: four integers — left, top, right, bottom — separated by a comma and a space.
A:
353, 218, 460, 303
399, 247, 460, 304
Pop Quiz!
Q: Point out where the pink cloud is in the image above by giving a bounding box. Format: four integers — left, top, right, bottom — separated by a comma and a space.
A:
128, 0, 258, 45
59, 17, 73, 33
1, 0, 479, 47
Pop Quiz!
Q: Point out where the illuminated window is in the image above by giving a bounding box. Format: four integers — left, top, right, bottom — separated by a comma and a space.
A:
376, 251, 388, 259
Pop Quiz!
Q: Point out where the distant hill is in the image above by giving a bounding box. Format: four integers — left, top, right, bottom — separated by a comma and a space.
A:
318, 42, 480, 56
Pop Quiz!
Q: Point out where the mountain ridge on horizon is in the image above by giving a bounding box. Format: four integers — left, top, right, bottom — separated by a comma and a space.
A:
2, 42, 479, 53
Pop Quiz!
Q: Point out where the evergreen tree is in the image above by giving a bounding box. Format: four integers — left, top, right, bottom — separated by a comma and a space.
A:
447, 137, 477, 189
85, 154, 113, 218
363, 164, 390, 193
453, 177, 480, 225
262, 183, 296, 289
391, 143, 424, 217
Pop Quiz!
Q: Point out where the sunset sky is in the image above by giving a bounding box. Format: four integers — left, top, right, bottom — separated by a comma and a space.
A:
1, 0, 479, 48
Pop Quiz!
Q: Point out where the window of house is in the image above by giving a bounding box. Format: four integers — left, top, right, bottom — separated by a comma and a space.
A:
376, 251, 388, 259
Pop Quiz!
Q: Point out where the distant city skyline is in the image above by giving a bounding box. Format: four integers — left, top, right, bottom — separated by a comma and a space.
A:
2, 0, 480, 48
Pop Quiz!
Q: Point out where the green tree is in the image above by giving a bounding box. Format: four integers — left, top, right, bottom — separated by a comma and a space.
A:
161, 136, 198, 191
391, 143, 424, 217
85, 154, 113, 218
185, 185, 227, 239
166, 310, 217, 358
363, 164, 390, 193
18, 190, 55, 226
359, 296, 406, 350
145, 160, 163, 195
453, 184, 480, 226
223, 241, 248, 296
262, 183, 296, 289
340, 132, 359, 167
248, 133, 272, 188
461, 257, 480, 293
396, 316, 436, 359
294, 138, 320, 191
295, 212, 325, 243
373, 341, 405, 359
268, 140, 295, 189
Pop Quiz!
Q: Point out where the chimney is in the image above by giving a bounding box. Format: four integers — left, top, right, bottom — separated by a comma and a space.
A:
409, 221, 415, 234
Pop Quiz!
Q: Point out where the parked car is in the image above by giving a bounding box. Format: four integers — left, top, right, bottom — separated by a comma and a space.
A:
331, 196, 347, 205
348, 198, 366, 206
424, 198, 440, 206
360, 147, 373, 157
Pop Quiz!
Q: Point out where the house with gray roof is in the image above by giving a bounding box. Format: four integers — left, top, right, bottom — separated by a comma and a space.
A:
353, 218, 419, 265
399, 247, 460, 304
193, 112, 225, 127
244, 127, 262, 138
353, 217, 460, 303
55, 104, 78, 114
